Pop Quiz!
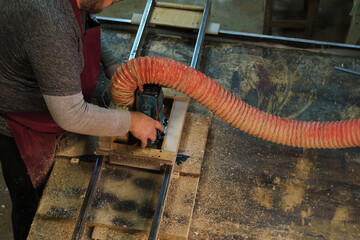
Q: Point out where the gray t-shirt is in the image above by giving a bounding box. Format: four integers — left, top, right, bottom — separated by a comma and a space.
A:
0, 0, 130, 137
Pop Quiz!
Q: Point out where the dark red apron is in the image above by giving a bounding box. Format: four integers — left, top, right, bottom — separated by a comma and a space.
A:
5, 0, 100, 188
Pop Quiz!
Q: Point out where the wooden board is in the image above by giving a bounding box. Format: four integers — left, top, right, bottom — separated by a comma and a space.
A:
131, 8, 220, 35
28, 158, 95, 239
56, 134, 98, 157
28, 218, 75, 240
175, 113, 212, 176
158, 176, 200, 240
157, 112, 211, 239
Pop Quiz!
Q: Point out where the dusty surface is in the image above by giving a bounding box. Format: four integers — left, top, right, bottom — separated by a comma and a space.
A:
85, 164, 163, 231
157, 112, 211, 239
0, 1, 355, 238
21, 23, 360, 240
99, 29, 360, 239
175, 112, 212, 176
160, 175, 199, 239
28, 157, 95, 240
189, 120, 360, 239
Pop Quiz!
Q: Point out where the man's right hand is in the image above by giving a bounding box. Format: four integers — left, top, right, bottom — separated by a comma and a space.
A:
129, 111, 164, 148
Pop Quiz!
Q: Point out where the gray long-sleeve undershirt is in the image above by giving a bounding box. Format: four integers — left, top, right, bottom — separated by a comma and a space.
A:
44, 92, 131, 136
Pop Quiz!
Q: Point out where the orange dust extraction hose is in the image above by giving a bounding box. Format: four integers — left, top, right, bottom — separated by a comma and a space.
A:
110, 57, 359, 149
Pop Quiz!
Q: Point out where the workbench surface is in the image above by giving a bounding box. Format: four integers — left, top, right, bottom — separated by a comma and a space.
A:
29, 29, 360, 240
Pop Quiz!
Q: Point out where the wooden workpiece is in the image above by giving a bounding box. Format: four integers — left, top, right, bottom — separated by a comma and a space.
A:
28, 157, 95, 239
158, 113, 212, 239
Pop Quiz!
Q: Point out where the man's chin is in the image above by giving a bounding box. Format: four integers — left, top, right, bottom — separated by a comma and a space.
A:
80, 0, 104, 14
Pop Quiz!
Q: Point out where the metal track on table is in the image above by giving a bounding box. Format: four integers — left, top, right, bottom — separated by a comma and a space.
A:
72, 1, 212, 239
72, 157, 105, 240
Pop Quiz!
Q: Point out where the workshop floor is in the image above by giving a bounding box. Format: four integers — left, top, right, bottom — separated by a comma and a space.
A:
0, 0, 356, 239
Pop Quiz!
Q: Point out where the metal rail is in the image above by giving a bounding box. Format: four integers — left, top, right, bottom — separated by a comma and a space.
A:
96, 16, 360, 53
148, 165, 172, 240
191, 0, 211, 69
129, 0, 154, 60
334, 66, 360, 76
72, 156, 105, 240
80, 1, 212, 239
148, 1, 211, 239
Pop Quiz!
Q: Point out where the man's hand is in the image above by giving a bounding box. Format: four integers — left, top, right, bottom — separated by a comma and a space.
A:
129, 111, 164, 148
104, 62, 121, 79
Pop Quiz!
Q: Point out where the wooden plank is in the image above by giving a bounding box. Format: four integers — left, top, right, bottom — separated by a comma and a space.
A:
28, 158, 95, 239
162, 98, 189, 152
157, 113, 211, 239
150, 7, 202, 29
90, 225, 149, 240
107, 144, 175, 170
155, 2, 204, 11
131, 12, 220, 35
113, 144, 175, 162
28, 218, 76, 240
175, 113, 212, 176
158, 176, 200, 240
56, 134, 98, 157
163, 88, 189, 101
108, 153, 166, 171
34, 158, 94, 219
263, 0, 273, 35
97, 136, 111, 151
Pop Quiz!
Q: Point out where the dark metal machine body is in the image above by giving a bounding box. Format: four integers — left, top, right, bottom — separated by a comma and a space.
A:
135, 84, 165, 147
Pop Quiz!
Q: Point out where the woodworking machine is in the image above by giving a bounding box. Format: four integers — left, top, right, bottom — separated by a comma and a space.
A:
134, 84, 165, 148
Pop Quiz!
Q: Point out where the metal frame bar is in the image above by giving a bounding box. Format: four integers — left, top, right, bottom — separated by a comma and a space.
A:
129, 0, 154, 60
96, 16, 360, 52
334, 66, 360, 76
72, 157, 105, 240
148, 1, 212, 239
148, 165, 172, 240
191, 0, 211, 69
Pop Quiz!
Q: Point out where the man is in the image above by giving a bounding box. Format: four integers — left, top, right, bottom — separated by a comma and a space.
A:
0, 0, 163, 239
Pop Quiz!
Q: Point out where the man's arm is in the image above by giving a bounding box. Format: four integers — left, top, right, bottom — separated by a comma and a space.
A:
44, 92, 163, 147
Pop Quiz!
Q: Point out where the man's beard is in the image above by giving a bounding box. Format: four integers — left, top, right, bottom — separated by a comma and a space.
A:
80, 0, 104, 14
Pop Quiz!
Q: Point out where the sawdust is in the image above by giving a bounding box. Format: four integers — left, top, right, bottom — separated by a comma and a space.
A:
251, 185, 274, 209
300, 208, 312, 226
30, 28, 360, 239
159, 175, 199, 238
331, 205, 350, 226
28, 218, 75, 240
279, 153, 313, 214
86, 165, 163, 231
36, 157, 94, 220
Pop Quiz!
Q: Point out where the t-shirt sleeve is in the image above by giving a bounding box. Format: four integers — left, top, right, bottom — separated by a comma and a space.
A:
23, 14, 84, 96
